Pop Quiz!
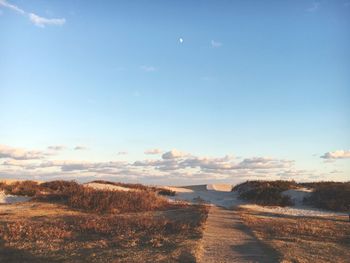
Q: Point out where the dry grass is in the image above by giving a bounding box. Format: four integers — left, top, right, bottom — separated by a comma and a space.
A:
61, 185, 170, 214
0, 180, 41, 197
90, 180, 176, 196
1, 180, 172, 214
239, 208, 350, 263
0, 201, 208, 262
0, 180, 209, 262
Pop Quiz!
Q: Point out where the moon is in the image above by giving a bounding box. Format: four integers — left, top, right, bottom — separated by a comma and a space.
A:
179, 38, 183, 43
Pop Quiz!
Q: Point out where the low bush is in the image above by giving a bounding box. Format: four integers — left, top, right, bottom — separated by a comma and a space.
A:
233, 180, 296, 206
1, 180, 172, 214
64, 185, 170, 213
40, 180, 79, 193
303, 182, 350, 212
90, 180, 176, 196
0, 180, 40, 197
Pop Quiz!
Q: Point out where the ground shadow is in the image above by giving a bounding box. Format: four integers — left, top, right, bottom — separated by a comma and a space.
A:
228, 208, 282, 263
0, 237, 61, 263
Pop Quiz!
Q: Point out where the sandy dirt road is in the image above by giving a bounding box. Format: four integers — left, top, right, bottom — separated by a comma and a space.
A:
198, 206, 279, 263
167, 184, 280, 262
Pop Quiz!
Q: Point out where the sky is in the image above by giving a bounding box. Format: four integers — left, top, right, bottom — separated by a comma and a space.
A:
0, 0, 349, 185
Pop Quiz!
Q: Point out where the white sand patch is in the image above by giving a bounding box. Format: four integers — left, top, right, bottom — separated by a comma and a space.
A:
207, 184, 233, 192
162, 186, 194, 193
84, 182, 132, 192
240, 204, 346, 217
0, 191, 31, 204
282, 188, 312, 205
165, 184, 347, 218
166, 184, 242, 208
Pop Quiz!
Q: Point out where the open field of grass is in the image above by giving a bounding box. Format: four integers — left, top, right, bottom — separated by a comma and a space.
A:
0, 180, 208, 262
239, 208, 350, 263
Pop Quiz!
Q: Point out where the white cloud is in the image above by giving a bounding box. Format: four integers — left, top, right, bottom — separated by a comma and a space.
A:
74, 146, 88, 151
140, 65, 157, 72
162, 149, 189, 159
47, 145, 65, 151
320, 150, 350, 159
0, 144, 45, 160
0, 0, 25, 14
211, 40, 222, 48
29, 13, 65, 27
117, 151, 128, 155
235, 157, 294, 169
0, 0, 65, 27
0, 144, 332, 184
144, 148, 163, 155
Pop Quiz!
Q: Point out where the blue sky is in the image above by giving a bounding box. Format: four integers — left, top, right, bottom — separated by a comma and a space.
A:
0, 0, 349, 184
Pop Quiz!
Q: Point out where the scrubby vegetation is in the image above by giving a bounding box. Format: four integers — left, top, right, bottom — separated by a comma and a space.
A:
0, 180, 41, 197
233, 180, 350, 211
62, 186, 170, 214
0, 202, 208, 262
0, 180, 209, 262
90, 180, 176, 196
0, 180, 173, 214
233, 180, 297, 206
240, 208, 350, 263
302, 181, 350, 212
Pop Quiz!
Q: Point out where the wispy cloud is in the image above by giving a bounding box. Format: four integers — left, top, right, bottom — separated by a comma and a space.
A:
162, 149, 189, 159
306, 2, 320, 12
320, 150, 350, 159
0, 144, 45, 160
74, 146, 88, 151
0, 0, 65, 27
211, 40, 222, 48
47, 145, 66, 151
117, 151, 128, 155
140, 65, 157, 72
0, 144, 339, 184
144, 148, 163, 155
0, 0, 24, 14
29, 13, 65, 27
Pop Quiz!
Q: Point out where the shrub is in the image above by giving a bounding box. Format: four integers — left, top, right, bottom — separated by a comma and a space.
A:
40, 180, 79, 193
234, 180, 296, 206
90, 180, 176, 196
303, 182, 350, 212
0, 180, 40, 197
35, 183, 171, 214
156, 188, 176, 196
64, 185, 170, 213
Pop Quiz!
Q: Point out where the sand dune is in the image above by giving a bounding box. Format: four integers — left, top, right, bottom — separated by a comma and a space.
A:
84, 182, 132, 192
168, 184, 346, 217
206, 184, 232, 192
